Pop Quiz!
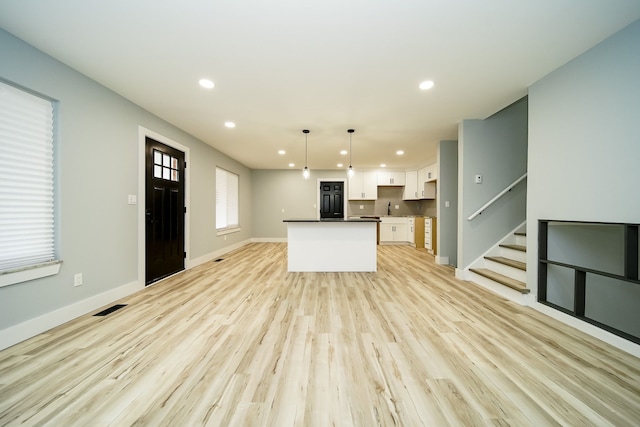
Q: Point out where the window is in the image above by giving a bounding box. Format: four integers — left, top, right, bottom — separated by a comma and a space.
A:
0, 81, 59, 285
216, 167, 239, 233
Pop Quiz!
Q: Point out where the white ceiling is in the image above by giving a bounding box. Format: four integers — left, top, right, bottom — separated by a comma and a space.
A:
1, 1, 640, 171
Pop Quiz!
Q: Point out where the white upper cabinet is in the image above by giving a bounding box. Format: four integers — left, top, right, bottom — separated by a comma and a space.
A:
348, 171, 378, 200
424, 163, 438, 182
417, 164, 437, 199
377, 171, 406, 186
403, 170, 419, 200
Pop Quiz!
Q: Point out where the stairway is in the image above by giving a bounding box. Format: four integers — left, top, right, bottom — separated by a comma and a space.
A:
467, 226, 532, 305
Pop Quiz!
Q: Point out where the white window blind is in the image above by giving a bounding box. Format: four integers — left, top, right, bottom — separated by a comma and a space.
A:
216, 167, 239, 231
0, 81, 56, 272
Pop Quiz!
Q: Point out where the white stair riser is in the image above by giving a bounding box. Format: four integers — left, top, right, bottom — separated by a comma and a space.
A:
499, 247, 527, 263
483, 259, 527, 282
467, 271, 528, 306
515, 235, 527, 246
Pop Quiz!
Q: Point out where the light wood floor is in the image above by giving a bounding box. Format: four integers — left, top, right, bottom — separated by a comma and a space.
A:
1, 243, 639, 426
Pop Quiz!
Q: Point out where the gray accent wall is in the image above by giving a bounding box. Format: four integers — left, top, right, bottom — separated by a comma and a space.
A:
437, 140, 458, 266
528, 20, 640, 333
457, 98, 528, 270
0, 29, 251, 330
252, 169, 348, 239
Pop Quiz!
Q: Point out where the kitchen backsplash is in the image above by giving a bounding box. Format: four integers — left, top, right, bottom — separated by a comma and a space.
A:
347, 186, 437, 217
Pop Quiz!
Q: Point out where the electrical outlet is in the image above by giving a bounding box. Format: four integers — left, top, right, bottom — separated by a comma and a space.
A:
475, 175, 482, 184
74, 273, 83, 287
360, 205, 364, 209
127, 194, 137, 205
395, 205, 399, 209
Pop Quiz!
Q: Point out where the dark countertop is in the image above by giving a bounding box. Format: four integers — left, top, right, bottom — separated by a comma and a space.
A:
283, 218, 380, 223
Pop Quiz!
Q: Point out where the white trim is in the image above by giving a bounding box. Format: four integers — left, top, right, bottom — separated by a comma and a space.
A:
0, 261, 61, 288
252, 237, 287, 243
0, 280, 142, 351
435, 255, 449, 265
531, 302, 640, 358
138, 127, 191, 286
188, 239, 251, 269
216, 227, 242, 236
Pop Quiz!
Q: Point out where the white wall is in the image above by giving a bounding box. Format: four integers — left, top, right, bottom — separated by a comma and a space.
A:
0, 29, 251, 345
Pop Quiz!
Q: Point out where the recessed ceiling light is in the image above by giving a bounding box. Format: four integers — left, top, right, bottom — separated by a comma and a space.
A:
278, 150, 286, 155
337, 163, 343, 168
380, 164, 387, 168
199, 78, 215, 89
340, 150, 347, 155
396, 150, 404, 155
419, 80, 434, 90
224, 122, 236, 128
289, 163, 295, 167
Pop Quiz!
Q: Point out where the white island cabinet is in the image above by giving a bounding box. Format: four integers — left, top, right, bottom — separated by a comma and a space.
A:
284, 218, 379, 272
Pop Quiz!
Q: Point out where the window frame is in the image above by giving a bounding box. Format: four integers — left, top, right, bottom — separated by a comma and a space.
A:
215, 167, 240, 235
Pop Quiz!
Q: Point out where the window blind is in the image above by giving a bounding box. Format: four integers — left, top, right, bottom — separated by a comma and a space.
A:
0, 81, 56, 271
216, 167, 239, 230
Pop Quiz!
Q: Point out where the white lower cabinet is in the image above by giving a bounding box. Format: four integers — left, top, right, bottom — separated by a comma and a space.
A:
380, 217, 412, 244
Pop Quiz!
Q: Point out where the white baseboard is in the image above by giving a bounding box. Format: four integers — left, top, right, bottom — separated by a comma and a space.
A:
251, 237, 287, 243
435, 255, 449, 265
188, 239, 252, 268
0, 280, 142, 351
530, 302, 640, 358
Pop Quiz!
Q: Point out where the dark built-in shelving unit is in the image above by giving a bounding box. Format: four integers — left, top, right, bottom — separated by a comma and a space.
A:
538, 220, 640, 344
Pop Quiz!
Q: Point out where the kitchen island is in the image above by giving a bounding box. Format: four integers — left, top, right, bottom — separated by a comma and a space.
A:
283, 218, 379, 272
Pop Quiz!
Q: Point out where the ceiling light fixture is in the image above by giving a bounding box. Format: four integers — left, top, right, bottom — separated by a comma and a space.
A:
302, 129, 310, 180
278, 150, 286, 155
289, 163, 295, 167
396, 150, 404, 155
380, 164, 387, 168
340, 150, 347, 155
419, 80, 434, 90
224, 121, 236, 128
347, 129, 355, 178
337, 163, 343, 168
199, 78, 215, 89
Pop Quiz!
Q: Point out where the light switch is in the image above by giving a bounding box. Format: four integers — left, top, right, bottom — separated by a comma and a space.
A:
445, 201, 450, 208
360, 205, 364, 209
475, 175, 482, 184
128, 195, 137, 205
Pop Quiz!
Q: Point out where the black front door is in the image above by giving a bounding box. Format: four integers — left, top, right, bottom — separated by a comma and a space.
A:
320, 181, 344, 219
145, 137, 185, 285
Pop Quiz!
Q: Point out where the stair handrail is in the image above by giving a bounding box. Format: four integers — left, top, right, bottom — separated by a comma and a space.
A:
467, 173, 527, 221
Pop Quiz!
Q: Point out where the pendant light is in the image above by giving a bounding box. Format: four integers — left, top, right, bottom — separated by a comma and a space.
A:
302, 129, 310, 179
347, 129, 355, 178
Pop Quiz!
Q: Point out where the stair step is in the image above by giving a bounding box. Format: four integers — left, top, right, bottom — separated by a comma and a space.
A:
500, 244, 526, 252
485, 256, 526, 271
470, 268, 530, 294
514, 232, 526, 237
